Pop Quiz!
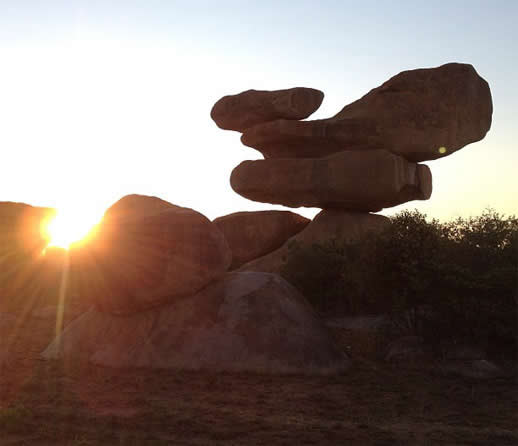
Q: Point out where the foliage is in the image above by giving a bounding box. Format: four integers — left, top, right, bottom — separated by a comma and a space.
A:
281, 209, 518, 358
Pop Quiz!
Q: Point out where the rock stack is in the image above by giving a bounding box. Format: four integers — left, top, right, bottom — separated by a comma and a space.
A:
211, 63, 492, 273
43, 194, 346, 372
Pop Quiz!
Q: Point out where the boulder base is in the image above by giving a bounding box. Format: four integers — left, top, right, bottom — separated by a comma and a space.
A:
213, 211, 310, 269
42, 272, 348, 373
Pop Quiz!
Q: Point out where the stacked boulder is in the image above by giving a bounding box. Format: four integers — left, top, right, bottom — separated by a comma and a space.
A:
43, 194, 346, 372
211, 63, 492, 273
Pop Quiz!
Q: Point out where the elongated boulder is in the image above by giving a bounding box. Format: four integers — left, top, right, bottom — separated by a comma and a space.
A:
42, 272, 348, 373
240, 210, 390, 274
213, 211, 310, 269
242, 63, 492, 161
70, 195, 232, 315
211, 87, 324, 132
230, 150, 432, 211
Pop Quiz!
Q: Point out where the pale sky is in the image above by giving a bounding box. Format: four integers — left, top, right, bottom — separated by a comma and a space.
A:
0, 0, 516, 225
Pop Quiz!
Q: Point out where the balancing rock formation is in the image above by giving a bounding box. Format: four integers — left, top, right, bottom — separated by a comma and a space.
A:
47, 194, 347, 372
211, 62, 492, 273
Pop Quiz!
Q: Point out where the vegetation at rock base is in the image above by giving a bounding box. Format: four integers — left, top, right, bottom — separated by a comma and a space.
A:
281, 209, 518, 359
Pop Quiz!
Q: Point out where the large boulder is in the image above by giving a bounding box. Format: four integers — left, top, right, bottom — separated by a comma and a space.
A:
240, 210, 390, 274
42, 272, 348, 373
241, 63, 492, 161
211, 87, 324, 132
213, 211, 310, 269
71, 195, 232, 315
230, 150, 432, 211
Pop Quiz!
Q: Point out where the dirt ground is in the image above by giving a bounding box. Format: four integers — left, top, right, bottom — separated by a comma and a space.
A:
1, 293, 517, 446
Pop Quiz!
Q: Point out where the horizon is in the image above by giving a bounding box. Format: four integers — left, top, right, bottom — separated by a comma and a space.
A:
0, 1, 516, 224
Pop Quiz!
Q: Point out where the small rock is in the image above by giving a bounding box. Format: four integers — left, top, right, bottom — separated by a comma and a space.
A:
211, 87, 324, 132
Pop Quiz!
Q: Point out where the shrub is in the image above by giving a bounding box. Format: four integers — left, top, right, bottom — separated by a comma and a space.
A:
281, 209, 518, 358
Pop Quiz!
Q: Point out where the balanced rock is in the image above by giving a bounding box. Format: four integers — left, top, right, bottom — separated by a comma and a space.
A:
240, 210, 390, 274
42, 272, 348, 373
231, 149, 432, 211
241, 63, 492, 161
71, 195, 232, 315
214, 211, 310, 269
211, 87, 324, 132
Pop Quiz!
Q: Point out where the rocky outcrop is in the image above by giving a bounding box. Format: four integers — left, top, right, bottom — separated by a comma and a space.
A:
213, 211, 310, 269
71, 195, 232, 315
241, 63, 492, 162
42, 272, 348, 372
211, 87, 324, 132
231, 150, 432, 211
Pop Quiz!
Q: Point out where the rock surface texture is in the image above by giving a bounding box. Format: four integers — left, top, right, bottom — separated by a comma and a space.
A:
241, 63, 492, 161
71, 195, 232, 315
213, 211, 310, 269
211, 87, 324, 132
42, 272, 347, 372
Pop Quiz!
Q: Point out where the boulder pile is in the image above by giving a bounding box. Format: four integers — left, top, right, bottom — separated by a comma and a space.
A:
211, 62, 492, 273
43, 62, 492, 374
44, 194, 346, 372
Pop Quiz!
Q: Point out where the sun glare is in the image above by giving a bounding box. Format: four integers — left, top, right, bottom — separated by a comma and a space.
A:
44, 210, 102, 250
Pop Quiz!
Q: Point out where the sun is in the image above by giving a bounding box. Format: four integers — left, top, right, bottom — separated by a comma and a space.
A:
43, 210, 102, 250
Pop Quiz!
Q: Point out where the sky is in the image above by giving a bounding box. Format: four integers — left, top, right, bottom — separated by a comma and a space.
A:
0, 0, 516, 225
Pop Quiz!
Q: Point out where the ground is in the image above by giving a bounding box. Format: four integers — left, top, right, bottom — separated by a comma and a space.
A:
0, 293, 516, 445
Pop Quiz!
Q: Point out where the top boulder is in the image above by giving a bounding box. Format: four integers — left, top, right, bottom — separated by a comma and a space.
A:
211, 87, 324, 132
241, 63, 493, 162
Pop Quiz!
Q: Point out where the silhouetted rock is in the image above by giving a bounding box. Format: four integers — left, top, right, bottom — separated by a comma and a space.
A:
242, 63, 492, 161
211, 87, 324, 132
42, 272, 348, 373
213, 211, 310, 269
0, 202, 57, 300
72, 195, 231, 315
240, 210, 390, 274
231, 150, 432, 211
0, 201, 55, 256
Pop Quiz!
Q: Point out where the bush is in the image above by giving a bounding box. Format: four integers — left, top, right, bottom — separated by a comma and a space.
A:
281, 209, 518, 359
